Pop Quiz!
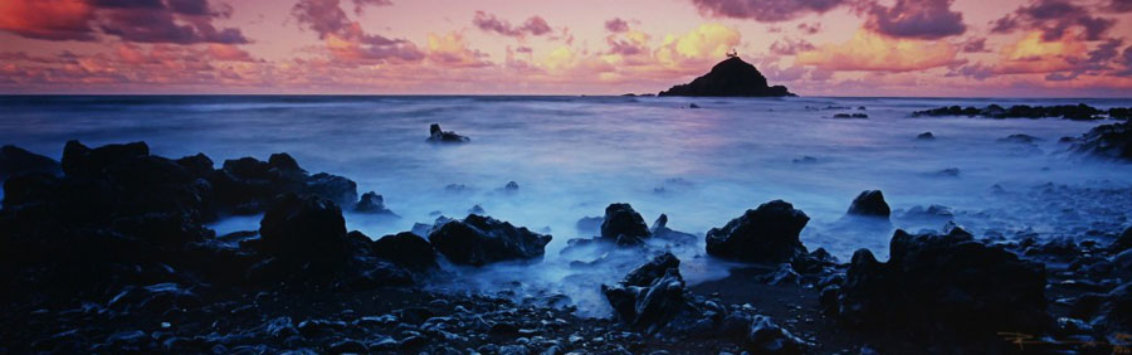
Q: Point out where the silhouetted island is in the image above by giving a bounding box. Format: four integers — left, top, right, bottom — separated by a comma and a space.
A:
658, 56, 794, 97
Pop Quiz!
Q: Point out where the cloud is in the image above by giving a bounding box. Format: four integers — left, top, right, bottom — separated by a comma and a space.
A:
292, 0, 423, 64
769, 37, 815, 55
950, 31, 1124, 80
991, 0, 1114, 41
795, 29, 960, 72
797, 22, 821, 34
690, 0, 850, 22
864, 0, 965, 39
605, 29, 651, 56
0, 0, 249, 44
426, 32, 492, 68
472, 11, 552, 38
962, 37, 988, 53
1110, 0, 1132, 12
605, 17, 630, 33
654, 23, 741, 69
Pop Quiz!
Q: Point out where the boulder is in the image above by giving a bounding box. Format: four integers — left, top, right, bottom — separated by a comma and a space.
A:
354, 191, 395, 215
622, 252, 681, 287
834, 226, 1049, 334
600, 203, 650, 246
705, 200, 810, 263
256, 193, 350, 270
658, 56, 794, 97
602, 253, 688, 333
427, 214, 552, 266
61, 140, 149, 178
1112, 227, 1132, 252
846, 190, 890, 218
211, 154, 358, 214
1071, 120, 1132, 160
1092, 282, 1132, 336
373, 232, 437, 271
427, 124, 470, 143
305, 173, 358, 207
649, 214, 698, 244
0, 145, 60, 181
744, 315, 807, 354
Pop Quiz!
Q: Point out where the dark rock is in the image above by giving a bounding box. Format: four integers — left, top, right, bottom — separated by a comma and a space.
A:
175, 153, 214, 178
373, 232, 437, 271
649, 214, 698, 244
835, 227, 1049, 335
355, 191, 395, 215
427, 214, 552, 266
427, 124, 470, 143
916, 132, 935, 140
600, 203, 650, 246
914, 103, 1106, 120
602, 253, 688, 333
1113, 227, 1132, 252
503, 181, 519, 192
758, 264, 800, 285
899, 204, 954, 222
256, 193, 349, 269
306, 173, 358, 207
935, 168, 960, 177
705, 200, 810, 263
846, 190, 890, 218
689, 103, 701, 109
0, 145, 60, 181
832, 113, 868, 119
61, 140, 149, 178
1092, 282, 1132, 335
468, 204, 485, 215
791, 156, 818, 164
328, 339, 367, 354
658, 57, 794, 97
1070, 120, 1132, 160
212, 153, 358, 214
744, 315, 808, 354
622, 252, 680, 287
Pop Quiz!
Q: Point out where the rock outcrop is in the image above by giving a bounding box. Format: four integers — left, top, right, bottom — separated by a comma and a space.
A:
658, 57, 794, 97
600, 203, 651, 246
1070, 120, 1132, 160
846, 190, 890, 218
427, 214, 552, 266
427, 124, 470, 143
0, 145, 60, 181
705, 200, 810, 263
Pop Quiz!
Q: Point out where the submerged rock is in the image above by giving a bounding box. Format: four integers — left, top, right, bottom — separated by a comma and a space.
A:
354, 191, 395, 215
846, 190, 890, 218
427, 124, 470, 143
916, 132, 935, 140
1070, 120, 1132, 160
705, 200, 810, 263
998, 134, 1042, 144
913, 104, 1112, 120
832, 113, 868, 119
832, 226, 1049, 335
427, 214, 552, 266
575, 216, 603, 235
649, 214, 698, 244
0, 145, 60, 181
600, 203, 650, 246
658, 56, 793, 97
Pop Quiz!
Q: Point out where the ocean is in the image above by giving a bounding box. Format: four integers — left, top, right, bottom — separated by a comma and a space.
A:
3, 95, 1131, 315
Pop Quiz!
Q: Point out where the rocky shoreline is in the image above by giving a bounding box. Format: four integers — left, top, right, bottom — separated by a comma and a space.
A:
1, 119, 1132, 353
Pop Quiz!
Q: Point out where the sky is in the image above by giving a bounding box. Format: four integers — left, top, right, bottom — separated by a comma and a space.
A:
1, 0, 1131, 97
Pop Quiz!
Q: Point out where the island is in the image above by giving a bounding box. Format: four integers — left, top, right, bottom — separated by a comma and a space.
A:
658, 55, 795, 97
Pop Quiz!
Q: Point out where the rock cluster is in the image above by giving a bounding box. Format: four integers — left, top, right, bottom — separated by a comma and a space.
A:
1070, 120, 1132, 160
427, 123, 470, 143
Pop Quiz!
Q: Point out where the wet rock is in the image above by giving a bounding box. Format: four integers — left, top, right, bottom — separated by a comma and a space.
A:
61, 140, 149, 178
1112, 227, 1132, 252
0, 145, 60, 181
649, 214, 697, 244
602, 253, 688, 333
600, 203, 650, 246
212, 153, 358, 214
328, 339, 367, 353
705, 200, 810, 263
354, 191, 395, 215
427, 214, 552, 266
1071, 120, 1132, 160
503, 181, 519, 192
846, 190, 890, 218
745, 315, 808, 354
835, 226, 1049, 335
689, 103, 701, 109
256, 193, 349, 269
427, 124, 470, 143
658, 56, 793, 97
916, 132, 934, 140
373, 232, 437, 271
1092, 282, 1132, 335
175, 153, 214, 178
623, 252, 681, 287
306, 173, 358, 207
914, 104, 1106, 120
758, 264, 800, 285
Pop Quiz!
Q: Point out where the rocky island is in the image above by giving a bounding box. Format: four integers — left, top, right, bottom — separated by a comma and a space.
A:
658, 56, 794, 97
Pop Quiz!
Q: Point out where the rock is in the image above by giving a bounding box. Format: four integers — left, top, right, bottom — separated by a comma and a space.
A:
212, 153, 358, 214
658, 56, 794, 97
256, 193, 350, 269
832, 113, 868, 119
744, 315, 807, 354
649, 214, 697, 244
835, 227, 1049, 335
175, 153, 214, 178
373, 232, 437, 271
899, 204, 954, 222
600, 203, 650, 246
575, 216, 603, 235
1092, 282, 1132, 335
689, 103, 701, 109
355, 191, 395, 215
791, 156, 818, 164
306, 173, 358, 207
468, 204, 485, 215
1112, 227, 1132, 252
916, 132, 935, 140
0, 145, 60, 181
503, 181, 519, 192
602, 254, 689, 333
61, 140, 149, 178
328, 339, 367, 354
914, 104, 1106, 120
705, 200, 810, 263
846, 190, 890, 218
1071, 120, 1132, 160
998, 134, 1042, 144
427, 124, 470, 143
758, 264, 800, 285
935, 168, 960, 177
427, 214, 552, 266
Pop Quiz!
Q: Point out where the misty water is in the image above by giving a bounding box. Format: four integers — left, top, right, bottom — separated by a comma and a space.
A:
3, 95, 1131, 316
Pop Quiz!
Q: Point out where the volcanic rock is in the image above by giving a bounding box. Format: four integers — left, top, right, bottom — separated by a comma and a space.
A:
658, 57, 793, 97
427, 214, 552, 266
705, 200, 810, 263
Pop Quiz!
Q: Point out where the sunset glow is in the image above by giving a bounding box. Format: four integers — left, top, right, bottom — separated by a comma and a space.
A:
2, 0, 1131, 96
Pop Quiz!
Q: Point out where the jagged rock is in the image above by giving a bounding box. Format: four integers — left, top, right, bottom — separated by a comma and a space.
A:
503, 181, 519, 192
254, 193, 350, 270
1071, 120, 1132, 160
427, 124, 470, 143
305, 173, 358, 207
914, 104, 1110, 120
744, 315, 808, 354
602, 253, 688, 333
468, 204, 485, 215
758, 264, 800, 285
622, 252, 681, 287
427, 214, 552, 266
373, 232, 437, 271
846, 190, 890, 218
355, 191, 395, 215
61, 140, 149, 178
658, 57, 794, 97
175, 153, 214, 178
834, 226, 1049, 334
600, 203, 650, 246
212, 153, 358, 214
0, 145, 60, 181
705, 200, 810, 263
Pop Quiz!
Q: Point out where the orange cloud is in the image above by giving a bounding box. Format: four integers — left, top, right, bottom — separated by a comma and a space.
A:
795, 29, 960, 72
426, 32, 492, 68
0, 0, 94, 41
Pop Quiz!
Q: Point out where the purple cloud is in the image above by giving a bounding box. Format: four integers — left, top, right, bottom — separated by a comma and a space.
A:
690, 0, 849, 22
865, 0, 965, 39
